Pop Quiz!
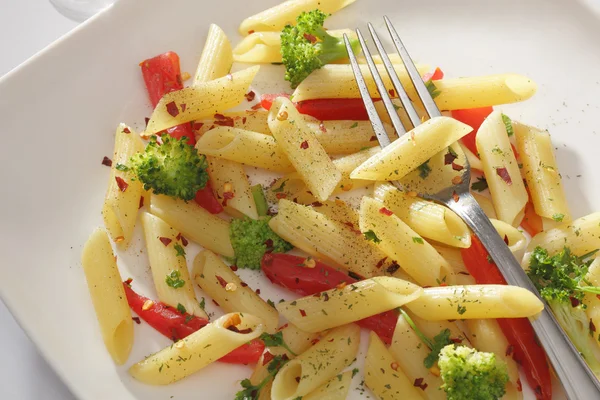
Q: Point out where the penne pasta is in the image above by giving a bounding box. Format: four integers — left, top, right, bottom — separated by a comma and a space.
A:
193, 24, 233, 84
276, 276, 422, 332
405, 310, 468, 346
405, 285, 544, 320
584, 258, 600, 343
145, 66, 259, 134
129, 312, 264, 385
269, 199, 390, 278
303, 371, 352, 400
460, 141, 483, 171
365, 332, 426, 400
471, 192, 497, 219
432, 244, 475, 286
81, 228, 133, 365
196, 110, 271, 135
238, 0, 356, 35
149, 194, 234, 258
195, 127, 294, 172
490, 218, 527, 260
141, 212, 207, 318
102, 123, 144, 249
476, 111, 527, 226
268, 97, 342, 201
374, 182, 471, 248
207, 156, 258, 219
350, 116, 472, 181
192, 250, 279, 333
271, 324, 360, 400
306, 120, 389, 155
358, 197, 453, 287
514, 121, 571, 223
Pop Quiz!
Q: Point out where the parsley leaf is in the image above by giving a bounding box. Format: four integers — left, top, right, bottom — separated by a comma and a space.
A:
235, 354, 290, 400
425, 79, 441, 99
352, 368, 360, 378
417, 160, 432, 179
424, 329, 453, 368
501, 113, 514, 137
350, 122, 358, 128
199, 297, 206, 310
272, 180, 287, 193
115, 163, 130, 172
412, 237, 424, 244
260, 331, 297, 356
176, 303, 186, 314
471, 176, 488, 192
552, 213, 565, 222
363, 230, 381, 244
165, 270, 185, 289
174, 243, 186, 257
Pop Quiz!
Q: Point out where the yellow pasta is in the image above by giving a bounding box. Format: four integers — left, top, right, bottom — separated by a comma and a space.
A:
193, 24, 233, 84
472, 192, 497, 219
192, 250, 278, 333
81, 228, 133, 365
432, 244, 475, 286
268, 97, 342, 201
306, 120, 389, 155
196, 110, 271, 135
207, 156, 258, 219
490, 218, 527, 260
276, 276, 422, 332
460, 141, 484, 171
303, 371, 352, 400
584, 258, 600, 343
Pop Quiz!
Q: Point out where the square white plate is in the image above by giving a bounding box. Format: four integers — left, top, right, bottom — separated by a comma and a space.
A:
1, 0, 600, 398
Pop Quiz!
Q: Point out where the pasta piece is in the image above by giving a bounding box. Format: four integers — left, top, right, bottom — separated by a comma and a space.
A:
584, 258, 600, 343
312, 199, 360, 228
358, 197, 453, 287
405, 285, 544, 320
514, 121, 571, 222
303, 371, 352, 400
432, 244, 475, 286
141, 212, 206, 318
81, 228, 133, 365
196, 110, 271, 135
149, 194, 234, 258
238, 0, 356, 34
192, 250, 278, 333
195, 127, 294, 172
460, 141, 483, 171
268, 97, 342, 201
102, 123, 144, 248
350, 116, 472, 181
129, 312, 264, 384
292, 63, 430, 102
207, 157, 258, 219
276, 276, 422, 332
476, 111, 527, 226
193, 24, 233, 84
145, 66, 259, 134
389, 314, 445, 400
405, 310, 468, 345
471, 192, 497, 219
373, 182, 471, 248
269, 199, 390, 277
271, 324, 360, 400
307, 120, 389, 155
490, 218, 527, 260
365, 331, 426, 400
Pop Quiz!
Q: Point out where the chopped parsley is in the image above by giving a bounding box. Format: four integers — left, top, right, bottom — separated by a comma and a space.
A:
401, 309, 453, 368
364, 230, 381, 244
471, 176, 488, 192
272, 180, 287, 193
235, 354, 290, 400
350, 122, 359, 128
174, 243, 186, 257
352, 368, 360, 378
425, 79, 441, 99
552, 213, 565, 222
417, 160, 432, 179
260, 331, 297, 356
165, 270, 185, 289
199, 297, 206, 310
115, 163, 129, 171
176, 303, 186, 314
501, 114, 514, 137
412, 237, 424, 244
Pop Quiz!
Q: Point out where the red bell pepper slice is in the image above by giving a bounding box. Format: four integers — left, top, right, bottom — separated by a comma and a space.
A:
123, 283, 264, 364
451, 106, 494, 156
460, 237, 552, 400
261, 94, 370, 121
261, 253, 397, 344
194, 181, 224, 214
422, 67, 444, 82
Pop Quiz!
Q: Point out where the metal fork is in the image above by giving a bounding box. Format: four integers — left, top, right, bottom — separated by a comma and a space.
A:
343, 17, 600, 400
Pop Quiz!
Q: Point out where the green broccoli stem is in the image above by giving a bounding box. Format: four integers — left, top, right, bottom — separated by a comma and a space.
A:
317, 34, 360, 65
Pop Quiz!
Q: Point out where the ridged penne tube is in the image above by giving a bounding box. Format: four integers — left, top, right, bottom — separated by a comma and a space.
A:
207, 157, 258, 219
514, 121, 571, 223
365, 332, 426, 400
102, 124, 144, 249
271, 324, 360, 400
145, 66, 259, 134
466, 319, 523, 400
149, 194, 234, 258
490, 218, 527, 260
195, 127, 293, 172
129, 312, 264, 385
350, 116, 472, 181
434, 74, 537, 110
276, 276, 422, 332
193, 24, 233, 84
472, 192, 497, 219
389, 314, 445, 400
476, 111, 527, 226
192, 250, 278, 333
432, 245, 475, 286
405, 285, 544, 320
269, 199, 389, 277
523, 213, 600, 263
268, 97, 342, 201
303, 371, 352, 400
312, 199, 360, 228
238, 0, 356, 35
291, 63, 430, 103
584, 259, 600, 341
374, 182, 470, 248
81, 228, 133, 365
306, 120, 388, 155
359, 197, 452, 287
141, 213, 206, 318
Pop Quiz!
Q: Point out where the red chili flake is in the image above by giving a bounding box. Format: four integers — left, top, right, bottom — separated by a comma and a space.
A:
517, 379, 523, 392
176, 233, 189, 247
262, 351, 275, 366
295, 376, 301, 383
328, 338, 335, 342
124, 278, 133, 286
379, 207, 393, 216
144, 117, 150, 127
458, 271, 470, 275
386, 262, 400, 275
101, 156, 112, 167
444, 152, 457, 165
451, 162, 464, 171
240, 282, 248, 287
452, 191, 459, 202
303, 33, 317, 43
242, 117, 247, 124
450, 337, 462, 343
310, 201, 323, 207
413, 378, 426, 389
388, 88, 396, 97
193, 122, 204, 131
222, 191, 235, 206
591, 319, 597, 333
322, 292, 330, 302
570, 297, 580, 307
132, 317, 141, 324
248, 30, 255, 34
228, 325, 253, 334
180, 103, 187, 112
263, 253, 274, 266
138, 196, 144, 209
212, 299, 220, 307
496, 167, 512, 185
319, 122, 327, 133
251, 103, 263, 110
311, 338, 320, 345
115, 176, 129, 192
376, 257, 388, 269
299, 309, 307, 317
214, 113, 235, 127
506, 345, 514, 356
255, 288, 261, 295
216, 275, 228, 288
300, 140, 309, 149
245, 91, 256, 101
123, 127, 131, 134
278, 324, 289, 332
439, 282, 448, 287
369, 135, 377, 141
230, 265, 238, 272
159, 237, 172, 246
503, 235, 509, 245
166, 101, 179, 117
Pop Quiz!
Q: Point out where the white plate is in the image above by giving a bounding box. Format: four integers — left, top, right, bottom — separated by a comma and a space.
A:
1, 0, 599, 398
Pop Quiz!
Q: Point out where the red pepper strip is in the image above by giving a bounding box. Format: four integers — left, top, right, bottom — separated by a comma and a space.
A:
422, 66, 444, 81
451, 107, 494, 156
194, 181, 224, 214
461, 237, 552, 400
261, 253, 397, 344
522, 200, 543, 237
123, 283, 264, 364
261, 94, 370, 121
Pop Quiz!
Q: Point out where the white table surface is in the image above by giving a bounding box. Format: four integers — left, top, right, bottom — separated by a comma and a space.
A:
0, 2, 78, 398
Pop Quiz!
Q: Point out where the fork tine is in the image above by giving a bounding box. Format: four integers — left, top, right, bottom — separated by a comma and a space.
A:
383, 16, 441, 119
343, 34, 393, 148
366, 22, 421, 128
354, 28, 406, 137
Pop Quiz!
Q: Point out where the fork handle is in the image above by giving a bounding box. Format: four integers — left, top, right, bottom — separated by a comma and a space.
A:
447, 192, 600, 399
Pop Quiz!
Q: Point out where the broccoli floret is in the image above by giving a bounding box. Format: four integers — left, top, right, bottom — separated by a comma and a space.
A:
280, 10, 360, 88
438, 345, 509, 400
130, 135, 208, 201
229, 217, 293, 269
